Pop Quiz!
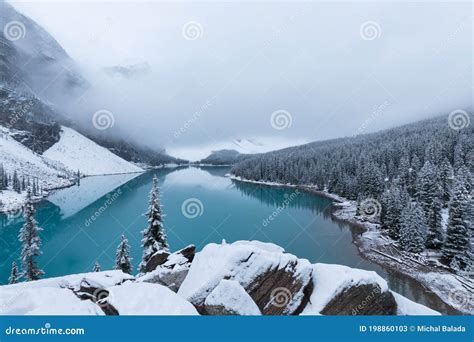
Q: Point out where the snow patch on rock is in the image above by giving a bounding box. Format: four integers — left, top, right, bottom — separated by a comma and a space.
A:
204, 279, 261, 315
302, 263, 388, 315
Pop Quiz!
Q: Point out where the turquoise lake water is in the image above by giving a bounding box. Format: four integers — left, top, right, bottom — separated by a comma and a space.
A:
0, 166, 455, 314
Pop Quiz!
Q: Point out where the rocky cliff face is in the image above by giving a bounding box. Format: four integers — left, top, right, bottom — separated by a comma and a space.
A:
0, 240, 440, 316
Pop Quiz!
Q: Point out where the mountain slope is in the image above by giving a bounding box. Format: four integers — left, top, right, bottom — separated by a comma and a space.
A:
1, 2, 181, 166
43, 126, 143, 176
0, 125, 74, 212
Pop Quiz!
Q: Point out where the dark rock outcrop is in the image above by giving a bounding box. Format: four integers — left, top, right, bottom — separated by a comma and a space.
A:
321, 283, 397, 315
71, 278, 119, 315
140, 245, 195, 292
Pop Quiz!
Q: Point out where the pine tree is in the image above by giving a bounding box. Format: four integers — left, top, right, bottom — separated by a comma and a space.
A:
416, 161, 444, 249
439, 157, 453, 205
381, 185, 408, 240
442, 180, 472, 269
93, 261, 101, 272
18, 190, 44, 281
399, 200, 427, 253
139, 176, 168, 273
8, 261, 18, 284
115, 235, 132, 274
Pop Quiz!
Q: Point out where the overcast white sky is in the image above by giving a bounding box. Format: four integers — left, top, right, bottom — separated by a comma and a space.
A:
9, 0, 473, 158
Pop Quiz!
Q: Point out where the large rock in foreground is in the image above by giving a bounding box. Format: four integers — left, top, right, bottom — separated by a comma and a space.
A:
139, 245, 195, 292
301, 263, 397, 315
178, 240, 313, 315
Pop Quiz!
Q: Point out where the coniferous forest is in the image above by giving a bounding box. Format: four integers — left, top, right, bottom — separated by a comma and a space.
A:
231, 115, 473, 274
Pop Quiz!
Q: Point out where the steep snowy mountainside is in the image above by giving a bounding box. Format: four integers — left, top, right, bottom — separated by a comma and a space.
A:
0, 125, 74, 211
43, 126, 143, 176
0, 1, 86, 103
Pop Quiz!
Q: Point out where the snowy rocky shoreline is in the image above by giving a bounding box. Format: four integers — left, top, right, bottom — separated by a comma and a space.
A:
0, 240, 439, 316
228, 175, 474, 315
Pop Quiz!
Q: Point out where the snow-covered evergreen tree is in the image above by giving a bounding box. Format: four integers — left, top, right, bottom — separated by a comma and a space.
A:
442, 180, 472, 270
93, 261, 101, 272
115, 234, 132, 274
8, 261, 18, 284
439, 157, 454, 205
18, 190, 44, 281
139, 176, 168, 273
416, 161, 443, 249
399, 200, 427, 253
381, 185, 408, 240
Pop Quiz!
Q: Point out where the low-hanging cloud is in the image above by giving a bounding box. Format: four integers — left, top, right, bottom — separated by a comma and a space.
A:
11, 0, 473, 158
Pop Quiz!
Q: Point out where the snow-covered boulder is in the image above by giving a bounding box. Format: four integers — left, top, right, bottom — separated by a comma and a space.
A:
178, 240, 313, 315
0, 287, 104, 315
204, 279, 261, 315
138, 245, 195, 292
107, 282, 198, 315
302, 264, 397, 315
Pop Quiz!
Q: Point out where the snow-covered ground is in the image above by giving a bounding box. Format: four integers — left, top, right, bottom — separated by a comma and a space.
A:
168, 137, 308, 162
43, 126, 143, 176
